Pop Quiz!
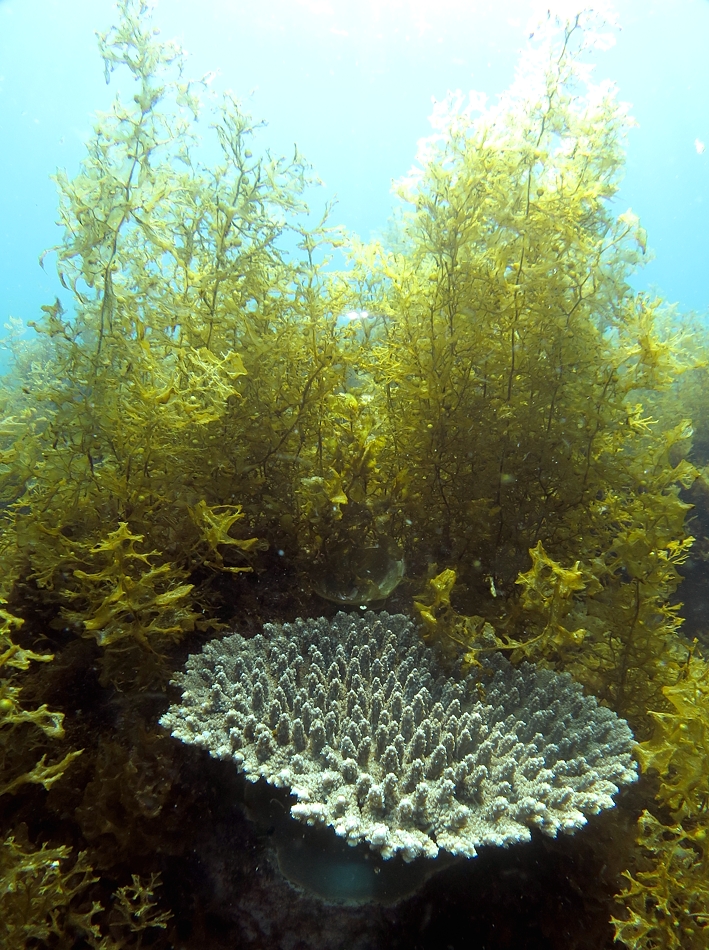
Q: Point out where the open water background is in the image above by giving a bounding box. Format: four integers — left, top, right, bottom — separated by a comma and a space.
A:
0, 0, 708, 344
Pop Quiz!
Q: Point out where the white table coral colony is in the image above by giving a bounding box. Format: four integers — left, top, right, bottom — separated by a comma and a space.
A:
160, 612, 637, 863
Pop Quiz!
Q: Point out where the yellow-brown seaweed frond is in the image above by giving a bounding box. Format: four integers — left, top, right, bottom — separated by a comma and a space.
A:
413, 567, 497, 669
1, 827, 171, 948
0, 602, 82, 799
636, 647, 709, 816
613, 651, 709, 949
0, 831, 99, 948
62, 522, 197, 650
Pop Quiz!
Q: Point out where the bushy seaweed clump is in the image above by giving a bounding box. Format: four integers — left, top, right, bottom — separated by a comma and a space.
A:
0, 1, 707, 946
0, 0, 350, 687
612, 649, 709, 950
0, 592, 173, 946
342, 16, 697, 731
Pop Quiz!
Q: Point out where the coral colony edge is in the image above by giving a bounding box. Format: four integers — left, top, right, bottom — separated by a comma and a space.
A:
1, 1, 709, 948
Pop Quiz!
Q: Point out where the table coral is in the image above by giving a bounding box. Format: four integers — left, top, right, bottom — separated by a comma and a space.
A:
161, 611, 637, 862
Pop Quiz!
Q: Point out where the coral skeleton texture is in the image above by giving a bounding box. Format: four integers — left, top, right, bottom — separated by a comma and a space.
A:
161, 611, 637, 861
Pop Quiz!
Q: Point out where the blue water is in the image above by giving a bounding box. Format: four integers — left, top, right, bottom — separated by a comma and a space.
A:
1, 0, 708, 341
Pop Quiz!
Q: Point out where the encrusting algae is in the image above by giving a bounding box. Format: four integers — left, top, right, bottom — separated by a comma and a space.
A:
0, 0, 708, 946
